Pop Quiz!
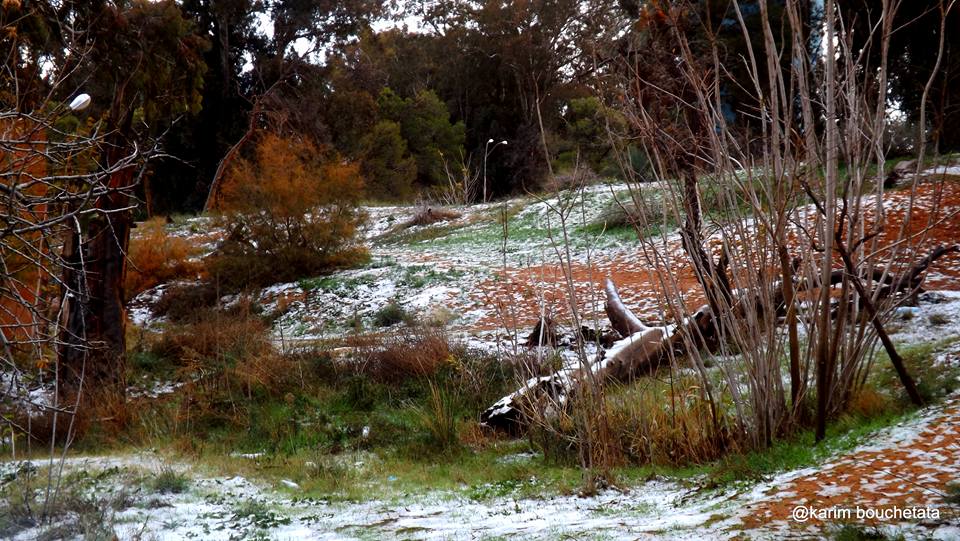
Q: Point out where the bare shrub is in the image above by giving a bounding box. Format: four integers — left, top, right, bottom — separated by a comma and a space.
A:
601, 0, 949, 448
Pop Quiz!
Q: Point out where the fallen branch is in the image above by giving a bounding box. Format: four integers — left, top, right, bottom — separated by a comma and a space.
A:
481, 280, 713, 430
481, 243, 957, 431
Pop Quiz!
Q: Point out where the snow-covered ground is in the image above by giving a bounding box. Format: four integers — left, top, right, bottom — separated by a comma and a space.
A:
128, 179, 648, 344
3, 389, 957, 540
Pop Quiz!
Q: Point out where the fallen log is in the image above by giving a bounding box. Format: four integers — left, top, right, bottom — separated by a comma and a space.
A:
481, 244, 957, 431
604, 278, 647, 336
480, 280, 714, 430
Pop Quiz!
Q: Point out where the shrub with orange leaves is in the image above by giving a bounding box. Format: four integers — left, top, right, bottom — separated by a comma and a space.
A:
125, 217, 203, 300
209, 133, 368, 290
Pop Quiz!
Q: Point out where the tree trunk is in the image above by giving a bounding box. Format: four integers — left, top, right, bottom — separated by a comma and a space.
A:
58, 109, 136, 404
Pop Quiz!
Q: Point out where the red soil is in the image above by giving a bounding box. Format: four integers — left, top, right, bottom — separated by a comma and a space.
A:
735, 394, 960, 536
469, 179, 960, 332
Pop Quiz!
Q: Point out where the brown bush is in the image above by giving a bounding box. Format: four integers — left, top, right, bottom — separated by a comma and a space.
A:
359, 329, 452, 383
151, 281, 219, 322
22, 386, 133, 446
405, 206, 462, 228
153, 305, 271, 366
125, 218, 203, 300
846, 387, 893, 419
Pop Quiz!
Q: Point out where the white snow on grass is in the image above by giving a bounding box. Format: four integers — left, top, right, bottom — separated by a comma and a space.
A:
6, 395, 956, 541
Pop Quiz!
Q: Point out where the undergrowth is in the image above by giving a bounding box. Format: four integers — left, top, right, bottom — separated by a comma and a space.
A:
44, 300, 956, 503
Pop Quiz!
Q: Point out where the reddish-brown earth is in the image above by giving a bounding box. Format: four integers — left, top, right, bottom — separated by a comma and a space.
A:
736, 394, 960, 536
470, 179, 960, 331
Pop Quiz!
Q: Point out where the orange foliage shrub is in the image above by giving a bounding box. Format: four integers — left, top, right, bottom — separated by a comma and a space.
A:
209, 133, 368, 290
125, 218, 203, 300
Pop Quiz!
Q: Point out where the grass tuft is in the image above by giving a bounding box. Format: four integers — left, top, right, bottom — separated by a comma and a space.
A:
152, 467, 190, 494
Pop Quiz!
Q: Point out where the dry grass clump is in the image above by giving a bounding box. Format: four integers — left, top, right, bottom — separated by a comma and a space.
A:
405, 205, 462, 228
151, 281, 219, 322
22, 385, 134, 446
358, 328, 452, 382
125, 217, 203, 300
154, 304, 271, 364
846, 388, 894, 419
604, 378, 733, 466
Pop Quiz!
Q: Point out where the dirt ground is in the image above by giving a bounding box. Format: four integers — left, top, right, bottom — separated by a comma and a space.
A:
470, 178, 960, 331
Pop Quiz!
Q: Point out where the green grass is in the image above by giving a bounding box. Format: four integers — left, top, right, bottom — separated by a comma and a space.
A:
872, 337, 960, 405
707, 407, 915, 488
151, 467, 190, 494
298, 273, 376, 292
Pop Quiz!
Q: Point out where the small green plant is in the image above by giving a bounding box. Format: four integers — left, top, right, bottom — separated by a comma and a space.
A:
232, 500, 291, 530
152, 467, 190, 494
944, 482, 960, 505
415, 380, 459, 451
374, 301, 409, 327
929, 313, 949, 326
830, 523, 905, 541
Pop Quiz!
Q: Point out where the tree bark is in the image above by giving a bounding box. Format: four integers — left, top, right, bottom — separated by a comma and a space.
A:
58, 108, 136, 403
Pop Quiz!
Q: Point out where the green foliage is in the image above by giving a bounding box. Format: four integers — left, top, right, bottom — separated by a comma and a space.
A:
231, 500, 291, 531
556, 96, 627, 176
373, 301, 409, 327
377, 88, 466, 188
361, 120, 418, 200
152, 467, 190, 494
